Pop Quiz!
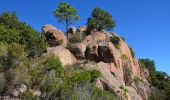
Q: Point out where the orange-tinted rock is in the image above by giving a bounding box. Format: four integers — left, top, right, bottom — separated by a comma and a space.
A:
42, 24, 67, 46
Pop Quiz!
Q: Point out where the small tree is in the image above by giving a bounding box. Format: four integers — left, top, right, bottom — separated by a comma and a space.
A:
53, 2, 80, 41
87, 7, 116, 31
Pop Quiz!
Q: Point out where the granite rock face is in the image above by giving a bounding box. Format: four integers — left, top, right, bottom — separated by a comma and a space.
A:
42, 24, 67, 46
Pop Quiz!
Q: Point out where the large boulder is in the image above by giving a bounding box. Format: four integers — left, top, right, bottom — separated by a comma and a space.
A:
71, 43, 86, 60
42, 24, 67, 46
85, 41, 117, 64
46, 46, 76, 66
82, 31, 107, 46
78, 26, 87, 33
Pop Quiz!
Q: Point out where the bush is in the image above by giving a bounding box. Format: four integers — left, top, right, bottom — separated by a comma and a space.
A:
87, 7, 116, 31
133, 76, 142, 84
71, 70, 102, 83
66, 43, 75, 52
8, 43, 27, 60
139, 59, 170, 99
0, 80, 6, 94
0, 12, 46, 57
69, 32, 82, 43
0, 25, 20, 44
21, 91, 38, 100
129, 46, 135, 58
121, 54, 128, 60
119, 85, 128, 99
110, 36, 120, 49
44, 55, 64, 77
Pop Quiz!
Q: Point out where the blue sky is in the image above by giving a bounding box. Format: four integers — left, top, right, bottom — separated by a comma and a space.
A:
1, 0, 170, 75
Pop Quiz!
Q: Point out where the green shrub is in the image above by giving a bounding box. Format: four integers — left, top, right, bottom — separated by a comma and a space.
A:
8, 43, 27, 60
0, 25, 20, 44
133, 76, 142, 84
129, 46, 135, 58
21, 91, 38, 100
110, 36, 120, 49
0, 80, 6, 94
69, 32, 82, 43
0, 12, 46, 57
71, 70, 102, 83
29, 68, 42, 86
66, 43, 75, 52
119, 85, 128, 99
121, 54, 128, 61
44, 55, 64, 77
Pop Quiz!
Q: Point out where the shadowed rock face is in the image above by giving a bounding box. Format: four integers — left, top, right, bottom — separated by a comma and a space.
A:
98, 45, 114, 63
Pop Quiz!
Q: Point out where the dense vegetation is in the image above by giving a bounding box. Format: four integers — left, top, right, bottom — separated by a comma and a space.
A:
0, 11, 116, 99
139, 59, 170, 99
0, 12, 46, 57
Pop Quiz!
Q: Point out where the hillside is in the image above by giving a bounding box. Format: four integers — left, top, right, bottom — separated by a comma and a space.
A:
0, 12, 170, 100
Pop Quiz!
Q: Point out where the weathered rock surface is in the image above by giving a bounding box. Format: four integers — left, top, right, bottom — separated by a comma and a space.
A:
82, 31, 107, 46
78, 26, 87, 33
71, 43, 86, 60
69, 27, 76, 35
127, 86, 143, 100
46, 46, 76, 65
42, 24, 67, 46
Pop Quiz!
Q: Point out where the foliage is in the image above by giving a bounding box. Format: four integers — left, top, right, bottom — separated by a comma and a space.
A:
0, 12, 46, 57
119, 85, 128, 99
8, 43, 27, 60
133, 76, 142, 84
21, 91, 38, 100
110, 36, 120, 49
87, 7, 116, 31
55, 70, 115, 100
44, 55, 64, 77
66, 43, 75, 52
53, 2, 80, 37
0, 25, 20, 44
71, 70, 102, 83
121, 54, 128, 61
69, 32, 83, 43
0, 79, 6, 94
139, 59, 170, 99
129, 46, 135, 58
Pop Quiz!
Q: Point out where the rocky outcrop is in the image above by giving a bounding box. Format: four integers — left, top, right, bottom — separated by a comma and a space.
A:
78, 26, 87, 33
70, 43, 86, 60
82, 31, 107, 46
42, 24, 67, 46
42, 24, 151, 99
46, 46, 76, 66
68, 27, 76, 35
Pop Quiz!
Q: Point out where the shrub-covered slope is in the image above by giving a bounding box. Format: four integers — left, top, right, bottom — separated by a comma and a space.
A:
0, 12, 170, 100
